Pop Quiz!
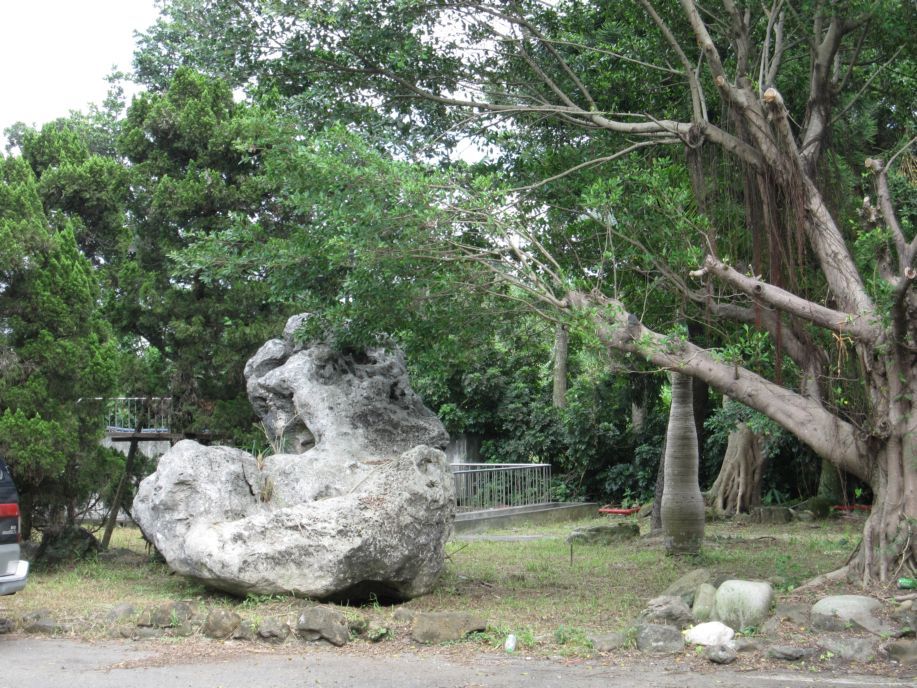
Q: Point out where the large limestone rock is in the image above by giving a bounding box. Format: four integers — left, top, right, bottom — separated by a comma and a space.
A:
133, 315, 455, 600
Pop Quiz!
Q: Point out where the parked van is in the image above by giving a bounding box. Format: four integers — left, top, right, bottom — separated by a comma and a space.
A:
0, 458, 28, 595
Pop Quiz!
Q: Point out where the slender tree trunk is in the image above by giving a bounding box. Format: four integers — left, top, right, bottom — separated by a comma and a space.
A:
661, 373, 705, 554
816, 459, 845, 505
19, 491, 33, 542
102, 436, 140, 549
552, 323, 568, 408
630, 374, 649, 434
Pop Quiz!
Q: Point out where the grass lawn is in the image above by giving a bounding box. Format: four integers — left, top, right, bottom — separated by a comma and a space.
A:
0, 514, 868, 651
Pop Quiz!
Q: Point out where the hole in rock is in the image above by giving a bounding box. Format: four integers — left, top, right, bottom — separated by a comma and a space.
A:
321, 580, 407, 606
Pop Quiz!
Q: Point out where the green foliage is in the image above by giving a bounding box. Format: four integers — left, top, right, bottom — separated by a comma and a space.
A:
0, 157, 119, 528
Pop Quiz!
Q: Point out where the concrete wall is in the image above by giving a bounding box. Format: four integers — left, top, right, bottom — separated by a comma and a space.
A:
445, 432, 482, 463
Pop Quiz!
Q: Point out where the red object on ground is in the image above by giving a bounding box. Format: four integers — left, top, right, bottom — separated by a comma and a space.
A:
599, 506, 640, 516
831, 504, 871, 511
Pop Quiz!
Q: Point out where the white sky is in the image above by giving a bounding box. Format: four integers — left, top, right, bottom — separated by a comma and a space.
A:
0, 0, 159, 143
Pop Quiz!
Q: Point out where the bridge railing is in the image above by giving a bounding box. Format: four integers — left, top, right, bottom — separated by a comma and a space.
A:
449, 463, 552, 512
104, 397, 172, 433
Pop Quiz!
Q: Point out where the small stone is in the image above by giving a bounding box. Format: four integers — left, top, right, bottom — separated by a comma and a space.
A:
885, 639, 917, 665
635, 623, 684, 654
411, 612, 487, 643
106, 603, 136, 623
296, 606, 350, 647
588, 631, 629, 652
132, 626, 164, 640
767, 645, 814, 661
734, 637, 764, 653
232, 620, 258, 641
257, 618, 291, 644
566, 523, 639, 545
0, 618, 15, 634
203, 609, 242, 639
170, 621, 195, 637
662, 569, 712, 606
639, 596, 695, 630
149, 601, 194, 628
706, 644, 737, 664
392, 607, 416, 624
21, 611, 70, 636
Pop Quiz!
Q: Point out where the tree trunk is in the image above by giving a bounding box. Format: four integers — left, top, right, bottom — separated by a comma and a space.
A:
552, 323, 568, 408
705, 423, 765, 516
661, 373, 705, 555
101, 436, 140, 550
850, 411, 917, 582
816, 459, 845, 505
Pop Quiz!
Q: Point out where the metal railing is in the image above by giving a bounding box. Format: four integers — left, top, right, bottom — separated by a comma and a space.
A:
104, 397, 172, 433
449, 463, 552, 512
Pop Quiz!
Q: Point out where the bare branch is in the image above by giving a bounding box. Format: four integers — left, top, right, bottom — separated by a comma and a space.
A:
509, 140, 678, 193
765, 7, 787, 86
829, 46, 904, 129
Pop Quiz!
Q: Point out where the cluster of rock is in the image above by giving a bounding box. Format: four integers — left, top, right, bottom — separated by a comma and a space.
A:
9, 602, 486, 647
132, 314, 456, 601
588, 568, 917, 666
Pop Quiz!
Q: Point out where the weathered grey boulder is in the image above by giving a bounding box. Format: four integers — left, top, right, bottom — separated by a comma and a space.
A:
635, 623, 684, 653
817, 636, 878, 663
133, 315, 455, 601
714, 580, 773, 631
639, 595, 695, 629
811, 595, 885, 634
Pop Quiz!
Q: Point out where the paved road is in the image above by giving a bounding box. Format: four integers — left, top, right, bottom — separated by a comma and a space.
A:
0, 637, 912, 688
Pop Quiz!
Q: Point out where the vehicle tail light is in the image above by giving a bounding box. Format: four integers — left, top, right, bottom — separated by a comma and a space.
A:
0, 503, 20, 543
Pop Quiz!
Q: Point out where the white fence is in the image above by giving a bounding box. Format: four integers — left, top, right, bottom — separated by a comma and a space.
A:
449, 463, 552, 512
104, 397, 172, 432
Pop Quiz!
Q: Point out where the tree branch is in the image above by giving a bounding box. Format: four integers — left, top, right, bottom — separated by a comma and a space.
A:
566, 290, 866, 477
637, 0, 705, 121
693, 255, 880, 341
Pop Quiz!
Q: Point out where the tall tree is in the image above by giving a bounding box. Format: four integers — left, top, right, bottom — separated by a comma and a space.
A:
138, 0, 916, 579
0, 157, 120, 536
